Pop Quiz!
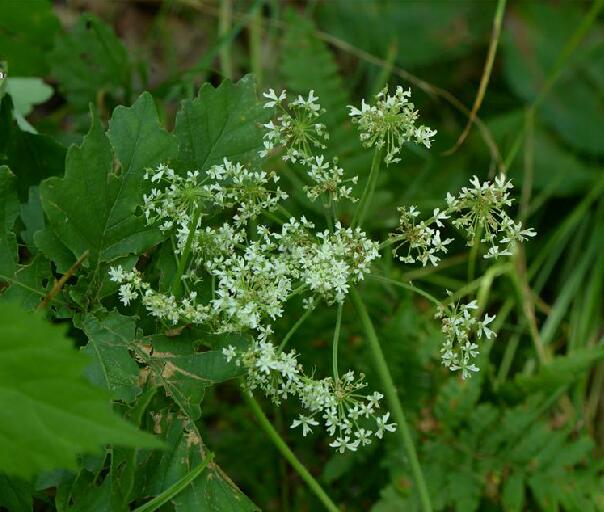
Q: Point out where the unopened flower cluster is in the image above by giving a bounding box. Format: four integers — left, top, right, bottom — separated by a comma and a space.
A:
436, 298, 496, 379
348, 86, 437, 165
223, 340, 396, 452
389, 175, 536, 266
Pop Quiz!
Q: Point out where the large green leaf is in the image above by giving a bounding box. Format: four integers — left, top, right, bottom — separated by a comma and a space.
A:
107, 91, 177, 198
0, 165, 19, 277
503, 3, 604, 155
0, 254, 52, 310
0, 302, 161, 478
145, 335, 245, 419
39, 110, 162, 274
0, 0, 60, 76
141, 417, 258, 511
49, 14, 131, 110
77, 311, 142, 403
173, 75, 266, 172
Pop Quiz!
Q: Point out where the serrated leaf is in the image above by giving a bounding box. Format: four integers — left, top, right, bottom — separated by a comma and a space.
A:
77, 311, 142, 403
0, 302, 161, 478
108, 91, 177, 181
173, 75, 266, 172
147, 336, 245, 419
141, 416, 257, 511
0, 165, 19, 277
0, 254, 52, 310
39, 110, 162, 276
49, 14, 131, 110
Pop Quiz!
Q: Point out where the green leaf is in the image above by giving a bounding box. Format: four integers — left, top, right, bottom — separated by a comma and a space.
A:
5, 77, 53, 116
0, 0, 61, 76
0, 95, 66, 201
502, 3, 604, 155
20, 185, 45, 253
0, 302, 161, 478
146, 335, 245, 419
0, 165, 19, 277
49, 14, 131, 110
141, 417, 257, 511
39, 109, 162, 274
0, 254, 52, 310
108, 91, 177, 180
501, 472, 525, 512
514, 346, 604, 394
0, 474, 32, 512
173, 75, 266, 172
77, 311, 142, 403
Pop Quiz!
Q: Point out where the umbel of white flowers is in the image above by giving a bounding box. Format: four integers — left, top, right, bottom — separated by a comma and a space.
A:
348, 85, 437, 165
108, 85, 535, 453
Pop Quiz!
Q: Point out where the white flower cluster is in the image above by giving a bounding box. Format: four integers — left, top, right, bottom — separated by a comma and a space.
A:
391, 206, 453, 266
303, 155, 358, 204
207, 159, 288, 227
260, 89, 328, 164
348, 86, 437, 165
277, 218, 380, 304
390, 175, 536, 266
109, 266, 210, 324
435, 298, 495, 379
224, 340, 396, 453
446, 175, 537, 259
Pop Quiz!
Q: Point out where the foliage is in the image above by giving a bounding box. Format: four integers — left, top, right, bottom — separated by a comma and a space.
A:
1, 1, 603, 511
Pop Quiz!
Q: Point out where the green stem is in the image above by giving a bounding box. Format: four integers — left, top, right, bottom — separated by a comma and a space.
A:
244, 394, 340, 512
332, 303, 343, 379
249, 4, 262, 86
369, 274, 441, 307
133, 452, 214, 512
279, 308, 312, 351
219, 0, 233, 80
172, 209, 202, 298
350, 289, 432, 512
352, 148, 382, 228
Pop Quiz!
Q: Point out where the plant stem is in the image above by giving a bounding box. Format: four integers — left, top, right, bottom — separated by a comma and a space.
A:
279, 308, 312, 351
248, 4, 263, 86
350, 289, 432, 512
172, 209, 202, 298
369, 274, 441, 307
332, 303, 343, 379
352, 148, 381, 228
244, 393, 340, 512
219, 0, 233, 80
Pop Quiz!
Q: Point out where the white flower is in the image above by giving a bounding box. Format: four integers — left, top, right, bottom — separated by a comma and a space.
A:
222, 345, 237, 363
375, 413, 397, 439
109, 265, 125, 283
349, 85, 436, 165
291, 415, 319, 437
